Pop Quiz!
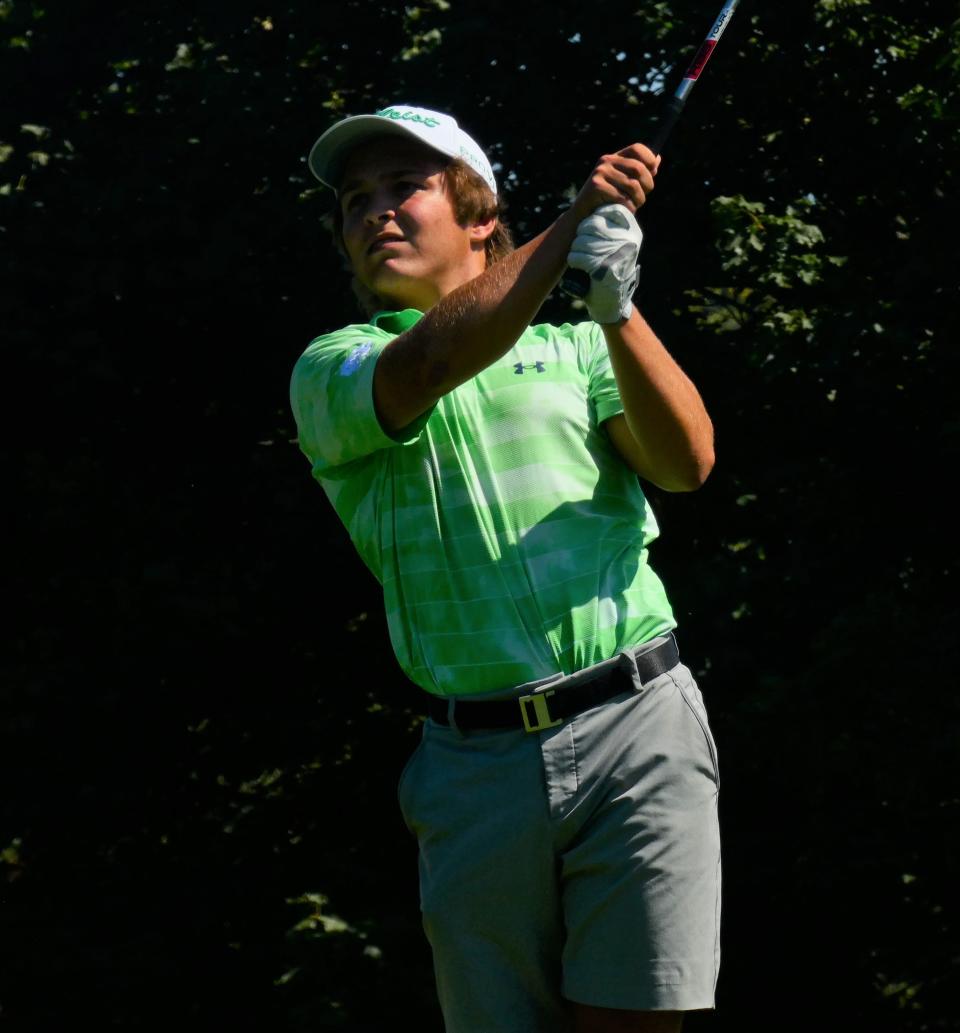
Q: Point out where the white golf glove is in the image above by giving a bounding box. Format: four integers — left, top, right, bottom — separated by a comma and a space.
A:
567, 203, 643, 324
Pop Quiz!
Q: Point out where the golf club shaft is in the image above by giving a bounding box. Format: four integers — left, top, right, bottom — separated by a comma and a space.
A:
562, 0, 741, 300
650, 0, 741, 153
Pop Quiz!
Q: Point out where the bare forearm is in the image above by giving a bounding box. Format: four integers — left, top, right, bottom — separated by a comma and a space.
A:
373, 210, 582, 432
603, 309, 715, 491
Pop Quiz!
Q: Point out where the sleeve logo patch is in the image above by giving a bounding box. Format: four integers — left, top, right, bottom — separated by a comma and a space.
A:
337, 340, 374, 377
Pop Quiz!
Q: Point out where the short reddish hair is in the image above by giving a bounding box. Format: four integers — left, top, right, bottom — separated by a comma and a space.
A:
441, 158, 514, 266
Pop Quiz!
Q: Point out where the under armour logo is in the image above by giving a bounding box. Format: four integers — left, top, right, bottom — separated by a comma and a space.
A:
514, 361, 546, 374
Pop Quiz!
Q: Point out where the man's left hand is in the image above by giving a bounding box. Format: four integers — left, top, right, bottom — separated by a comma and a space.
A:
567, 204, 644, 325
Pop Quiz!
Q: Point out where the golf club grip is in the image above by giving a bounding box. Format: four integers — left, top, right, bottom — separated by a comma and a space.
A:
560, 97, 685, 300
648, 95, 686, 156
560, 267, 592, 300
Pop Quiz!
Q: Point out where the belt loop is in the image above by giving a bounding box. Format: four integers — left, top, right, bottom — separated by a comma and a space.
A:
616, 647, 644, 693
446, 699, 465, 738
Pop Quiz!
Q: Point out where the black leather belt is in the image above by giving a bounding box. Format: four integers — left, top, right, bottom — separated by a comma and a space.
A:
427, 635, 680, 733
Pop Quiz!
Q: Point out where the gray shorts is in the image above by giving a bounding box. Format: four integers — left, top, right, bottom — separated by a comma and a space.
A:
397, 639, 722, 1031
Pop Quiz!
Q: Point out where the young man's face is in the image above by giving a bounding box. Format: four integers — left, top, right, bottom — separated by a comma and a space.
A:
338, 137, 488, 312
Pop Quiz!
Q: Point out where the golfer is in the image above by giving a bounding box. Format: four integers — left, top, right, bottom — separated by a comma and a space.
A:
290, 104, 721, 1033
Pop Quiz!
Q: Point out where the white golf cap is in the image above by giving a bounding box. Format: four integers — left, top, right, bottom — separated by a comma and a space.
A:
308, 104, 497, 195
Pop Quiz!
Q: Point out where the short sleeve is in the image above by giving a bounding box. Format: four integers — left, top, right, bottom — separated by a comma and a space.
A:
578, 322, 624, 425
289, 324, 433, 478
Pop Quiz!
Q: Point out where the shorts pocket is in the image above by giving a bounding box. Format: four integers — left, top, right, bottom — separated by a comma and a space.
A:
672, 667, 720, 790
397, 724, 428, 833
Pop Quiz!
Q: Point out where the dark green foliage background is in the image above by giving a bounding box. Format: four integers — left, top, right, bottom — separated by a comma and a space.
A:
2, 0, 958, 1028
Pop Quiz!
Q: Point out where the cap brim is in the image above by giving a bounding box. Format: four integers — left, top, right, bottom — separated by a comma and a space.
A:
308, 115, 448, 190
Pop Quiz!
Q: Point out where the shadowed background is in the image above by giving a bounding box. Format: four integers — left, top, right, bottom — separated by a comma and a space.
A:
2, 0, 958, 1029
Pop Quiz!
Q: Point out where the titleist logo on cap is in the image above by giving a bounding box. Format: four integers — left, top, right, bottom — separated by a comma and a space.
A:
375, 107, 441, 129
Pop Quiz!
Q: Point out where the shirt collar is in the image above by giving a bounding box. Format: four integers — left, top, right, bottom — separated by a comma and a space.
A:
371, 309, 423, 333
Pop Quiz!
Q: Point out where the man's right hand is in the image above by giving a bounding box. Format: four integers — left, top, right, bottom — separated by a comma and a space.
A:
570, 144, 661, 222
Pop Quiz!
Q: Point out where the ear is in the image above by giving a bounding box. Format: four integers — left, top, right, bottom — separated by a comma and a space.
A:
468, 216, 497, 249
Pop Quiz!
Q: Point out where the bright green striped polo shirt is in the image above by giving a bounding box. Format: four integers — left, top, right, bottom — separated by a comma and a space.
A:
290, 308, 676, 697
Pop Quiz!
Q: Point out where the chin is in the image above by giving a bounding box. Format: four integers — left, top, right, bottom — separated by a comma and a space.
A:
366, 272, 427, 311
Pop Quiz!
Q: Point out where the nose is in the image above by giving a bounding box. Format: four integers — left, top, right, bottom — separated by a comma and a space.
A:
363, 190, 397, 226
364, 208, 394, 226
